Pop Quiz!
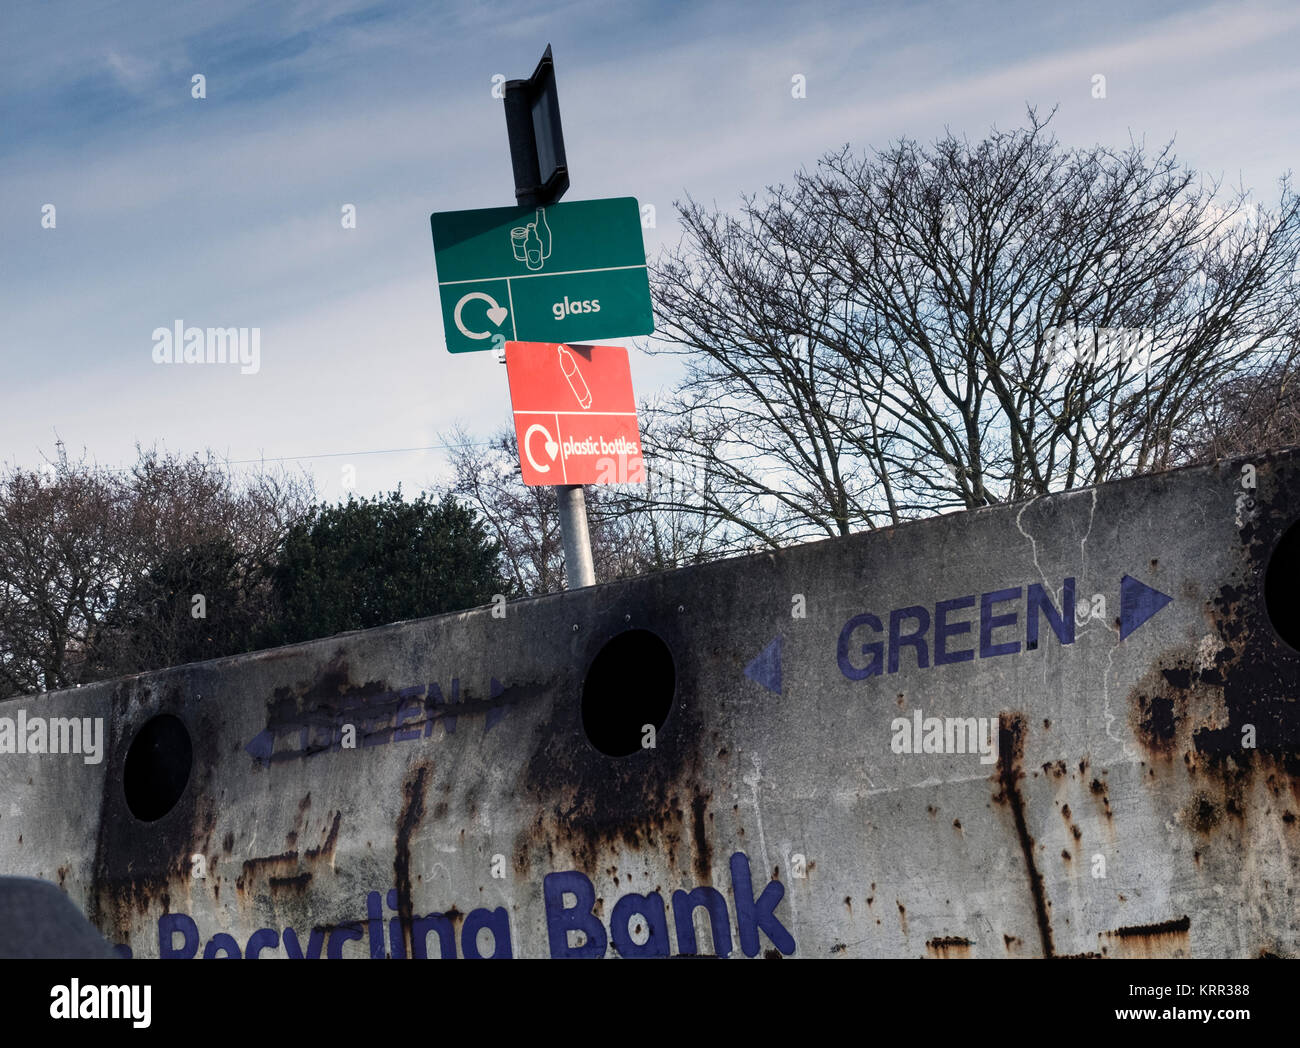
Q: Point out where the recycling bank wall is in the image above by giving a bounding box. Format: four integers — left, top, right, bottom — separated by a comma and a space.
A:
1, 450, 1297, 958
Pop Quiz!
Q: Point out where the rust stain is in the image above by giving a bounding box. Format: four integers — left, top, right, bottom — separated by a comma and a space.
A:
926, 935, 973, 958
1110, 915, 1191, 938
241, 849, 297, 868
1104, 915, 1192, 957
305, 811, 341, 859
236, 850, 299, 894
393, 763, 430, 961
268, 872, 313, 891
993, 711, 1055, 958
1089, 777, 1113, 819
690, 793, 712, 885
1133, 692, 1180, 758
1184, 793, 1222, 834
235, 809, 342, 898
516, 631, 704, 876
1127, 460, 1300, 836
1193, 577, 1300, 778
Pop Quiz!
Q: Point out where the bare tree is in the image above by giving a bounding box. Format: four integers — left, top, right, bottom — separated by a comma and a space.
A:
440, 426, 567, 596
0, 456, 124, 695
1168, 337, 1300, 463
0, 445, 314, 696
89, 448, 315, 678
649, 110, 1300, 542
594, 398, 758, 563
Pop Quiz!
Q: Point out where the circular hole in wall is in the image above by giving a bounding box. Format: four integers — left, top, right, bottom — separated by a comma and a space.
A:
123, 714, 193, 821
582, 630, 676, 757
1265, 519, 1300, 651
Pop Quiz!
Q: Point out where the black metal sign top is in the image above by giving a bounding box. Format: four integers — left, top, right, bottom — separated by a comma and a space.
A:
504, 44, 569, 208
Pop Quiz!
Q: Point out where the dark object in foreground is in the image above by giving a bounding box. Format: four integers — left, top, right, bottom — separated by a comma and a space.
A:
0, 877, 117, 958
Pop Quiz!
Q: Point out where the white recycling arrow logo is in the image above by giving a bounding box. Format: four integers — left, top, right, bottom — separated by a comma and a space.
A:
524, 423, 559, 473
454, 291, 508, 340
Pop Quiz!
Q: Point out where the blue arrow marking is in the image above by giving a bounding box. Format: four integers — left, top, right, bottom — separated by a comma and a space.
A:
745, 635, 783, 695
245, 729, 273, 765
1120, 575, 1173, 640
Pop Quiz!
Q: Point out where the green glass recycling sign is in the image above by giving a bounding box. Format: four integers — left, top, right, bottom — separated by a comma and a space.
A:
430, 196, 653, 353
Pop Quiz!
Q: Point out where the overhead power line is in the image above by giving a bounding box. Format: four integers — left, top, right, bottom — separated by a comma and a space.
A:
223, 441, 493, 466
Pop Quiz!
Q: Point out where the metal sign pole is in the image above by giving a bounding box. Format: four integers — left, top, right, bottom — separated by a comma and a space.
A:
556, 483, 596, 588
503, 45, 595, 590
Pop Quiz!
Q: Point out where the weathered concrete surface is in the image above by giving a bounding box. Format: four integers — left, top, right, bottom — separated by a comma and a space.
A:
1, 450, 1296, 958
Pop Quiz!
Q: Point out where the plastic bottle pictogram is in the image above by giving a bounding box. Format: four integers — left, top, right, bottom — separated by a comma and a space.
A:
558, 345, 592, 409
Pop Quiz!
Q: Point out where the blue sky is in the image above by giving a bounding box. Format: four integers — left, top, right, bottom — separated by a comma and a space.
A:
3, 0, 1298, 502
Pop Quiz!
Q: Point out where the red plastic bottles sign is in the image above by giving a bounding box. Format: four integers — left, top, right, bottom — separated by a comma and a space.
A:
503, 342, 644, 486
